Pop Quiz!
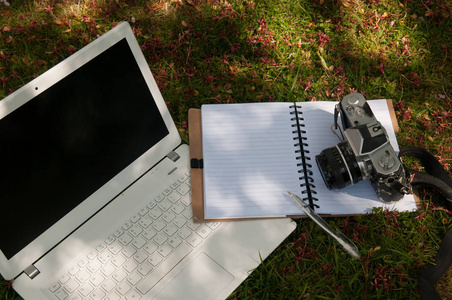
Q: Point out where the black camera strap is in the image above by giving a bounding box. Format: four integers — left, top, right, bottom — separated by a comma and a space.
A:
399, 147, 452, 300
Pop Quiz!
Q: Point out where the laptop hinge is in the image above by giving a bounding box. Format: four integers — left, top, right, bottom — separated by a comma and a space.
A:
24, 264, 40, 279
167, 151, 180, 162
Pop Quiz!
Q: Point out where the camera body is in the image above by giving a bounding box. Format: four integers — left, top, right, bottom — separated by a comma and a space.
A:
315, 93, 411, 203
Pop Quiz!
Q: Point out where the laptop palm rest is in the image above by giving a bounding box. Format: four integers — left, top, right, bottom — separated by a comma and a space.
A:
155, 253, 234, 299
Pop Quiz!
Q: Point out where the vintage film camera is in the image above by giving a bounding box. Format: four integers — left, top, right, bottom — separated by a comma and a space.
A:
315, 93, 412, 203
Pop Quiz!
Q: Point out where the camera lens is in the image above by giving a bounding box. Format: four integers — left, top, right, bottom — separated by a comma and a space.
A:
315, 142, 363, 189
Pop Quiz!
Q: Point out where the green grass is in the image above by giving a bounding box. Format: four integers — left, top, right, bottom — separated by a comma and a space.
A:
1, 0, 451, 299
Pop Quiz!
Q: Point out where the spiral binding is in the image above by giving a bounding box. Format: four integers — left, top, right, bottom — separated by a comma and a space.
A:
289, 105, 319, 209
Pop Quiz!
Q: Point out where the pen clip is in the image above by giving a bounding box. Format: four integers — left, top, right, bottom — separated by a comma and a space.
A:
287, 192, 360, 258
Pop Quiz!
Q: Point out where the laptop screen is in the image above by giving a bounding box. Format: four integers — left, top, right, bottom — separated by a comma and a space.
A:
0, 38, 169, 259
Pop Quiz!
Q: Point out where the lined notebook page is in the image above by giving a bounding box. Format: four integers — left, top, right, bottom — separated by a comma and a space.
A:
202, 103, 304, 219
300, 100, 417, 215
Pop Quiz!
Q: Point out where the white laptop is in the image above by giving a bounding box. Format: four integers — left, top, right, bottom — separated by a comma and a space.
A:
0, 22, 296, 300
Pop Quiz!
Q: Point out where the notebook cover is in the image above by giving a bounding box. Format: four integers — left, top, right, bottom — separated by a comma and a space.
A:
188, 100, 421, 222
188, 109, 295, 222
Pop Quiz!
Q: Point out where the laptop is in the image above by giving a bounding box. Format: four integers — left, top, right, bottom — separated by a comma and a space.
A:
0, 22, 296, 300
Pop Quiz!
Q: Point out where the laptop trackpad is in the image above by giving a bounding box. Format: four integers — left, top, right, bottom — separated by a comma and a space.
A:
155, 252, 234, 299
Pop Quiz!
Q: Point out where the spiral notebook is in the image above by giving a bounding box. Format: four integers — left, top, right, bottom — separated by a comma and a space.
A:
189, 100, 419, 221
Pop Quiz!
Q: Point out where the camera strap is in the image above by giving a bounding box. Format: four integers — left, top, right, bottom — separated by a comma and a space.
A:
399, 146, 452, 300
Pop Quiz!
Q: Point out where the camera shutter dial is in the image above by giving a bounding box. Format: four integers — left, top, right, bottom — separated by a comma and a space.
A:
379, 152, 396, 170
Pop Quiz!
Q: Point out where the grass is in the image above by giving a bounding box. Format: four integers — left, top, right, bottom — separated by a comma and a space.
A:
1, 0, 451, 299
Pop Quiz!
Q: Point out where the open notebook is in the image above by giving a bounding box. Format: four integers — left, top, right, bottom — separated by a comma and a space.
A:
189, 100, 418, 221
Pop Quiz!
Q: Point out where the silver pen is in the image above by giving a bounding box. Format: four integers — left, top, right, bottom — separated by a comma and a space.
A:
288, 192, 360, 258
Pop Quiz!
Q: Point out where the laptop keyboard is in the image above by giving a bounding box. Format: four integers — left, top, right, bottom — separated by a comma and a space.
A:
48, 172, 221, 300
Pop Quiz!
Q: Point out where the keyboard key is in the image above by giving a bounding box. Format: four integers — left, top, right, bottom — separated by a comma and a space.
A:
154, 194, 165, 202
177, 228, 192, 240
68, 266, 80, 276
173, 216, 187, 228
75, 270, 90, 283
142, 228, 157, 240
87, 250, 98, 260
118, 234, 133, 246
68, 294, 83, 300
176, 184, 190, 195
154, 233, 168, 245
101, 278, 117, 292
100, 263, 116, 277
64, 279, 79, 293
168, 236, 182, 248
171, 203, 184, 214
152, 220, 166, 232
126, 272, 142, 286
105, 292, 120, 300
113, 229, 124, 238
77, 257, 89, 268
137, 243, 192, 294
116, 281, 131, 296
170, 181, 180, 189
112, 269, 127, 283
187, 221, 201, 231
162, 188, 172, 196
148, 253, 162, 267
49, 282, 60, 293
207, 222, 221, 230
133, 251, 148, 264
87, 260, 102, 273
126, 290, 142, 300
137, 263, 152, 276
167, 192, 181, 203
196, 225, 212, 239
55, 289, 68, 300
111, 255, 126, 268
143, 243, 158, 255
108, 242, 123, 255
162, 211, 176, 223
147, 202, 157, 211
138, 216, 152, 228
130, 214, 141, 223
95, 243, 107, 252
157, 245, 172, 257
181, 195, 191, 207
132, 236, 146, 249
98, 252, 113, 264
158, 200, 171, 212
138, 207, 149, 216
89, 273, 105, 286
187, 235, 202, 248
122, 222, 133, 231
123, 260, 138, 273
59, 274, 70, 284
163, 224, 177, 236
148, 208, 162, 219
178, 174, 188, 182
90, 288, 106, 300
105, 236, 115, 245
122, 245, 137, 258
128, 225, 143, 237
79, 283, 94, 297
